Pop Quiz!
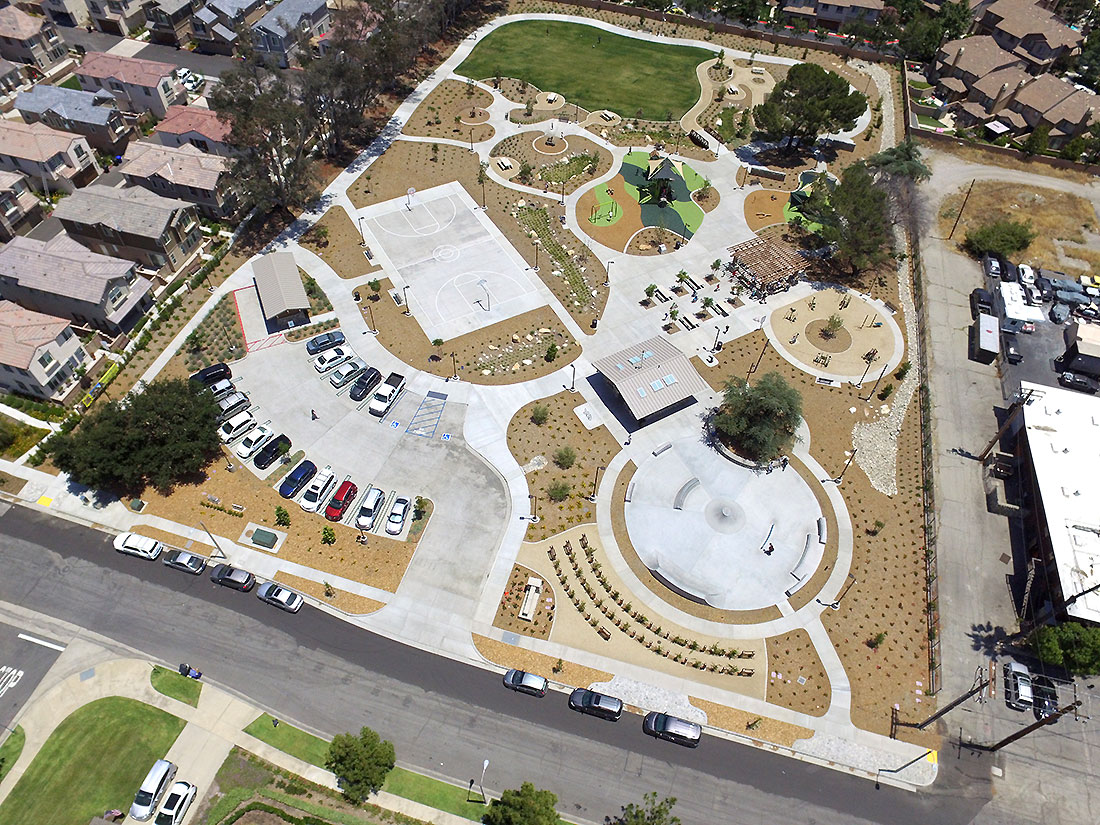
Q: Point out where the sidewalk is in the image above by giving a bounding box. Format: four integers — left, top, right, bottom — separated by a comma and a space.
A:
0, 650, 475, 825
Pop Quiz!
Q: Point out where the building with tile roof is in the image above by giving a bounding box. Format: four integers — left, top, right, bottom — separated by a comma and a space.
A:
0, 6, 68, 73
118, 141, 241, 219
252, 0, 331, 67
974, 0, 1083, 72
76, 52, 186, 118
0, 170, 45, 242
88, 0, 148, 38
16, 84, 133, 155
41, 0, 90, 29
153, 104, 235, 156
0, 120, 101, 193
191, 0, 267, 56
0, 300, 88, 401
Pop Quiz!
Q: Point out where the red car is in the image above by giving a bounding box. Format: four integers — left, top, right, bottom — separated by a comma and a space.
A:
324, 480, 358, 521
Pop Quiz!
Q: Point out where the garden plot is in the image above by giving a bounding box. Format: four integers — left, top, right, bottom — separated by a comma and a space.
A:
358, 183, 548, 342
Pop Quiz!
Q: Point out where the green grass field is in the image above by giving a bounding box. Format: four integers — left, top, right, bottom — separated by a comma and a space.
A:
244, 714, 330, 768
0, 726, 25, 783
150, 665, 202, 707
0, 698, 184, 825
382, 766, 488, 821
457, 20, 710, 119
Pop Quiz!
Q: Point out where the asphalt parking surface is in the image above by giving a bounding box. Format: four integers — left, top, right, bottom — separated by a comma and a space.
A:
0, 619, 64, 733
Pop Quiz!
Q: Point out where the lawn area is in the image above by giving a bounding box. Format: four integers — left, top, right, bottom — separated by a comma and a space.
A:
244, 714, 329, 768
150, 664, 202, 707
0, 413, 48, 460
382, 766, 487, 821
0, 726, 25, 783
916, 114, 950, 130
457, 20, 709, 119
58, 76, 81, 90
0, 697, 184, 825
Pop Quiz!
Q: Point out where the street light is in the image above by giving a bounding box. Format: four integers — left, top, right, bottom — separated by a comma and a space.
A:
604, 259, 613, 288
566, 362, 576, 393
712, 327, 721, 353
479, 759, 489, 803
528, 494, 540, 523
450, 351, 458, 381
402, 284, 411, 317
587, 465, 605, 502
357, 215, 367, 247
833, 449, 858, 485
532, 239, 541, 272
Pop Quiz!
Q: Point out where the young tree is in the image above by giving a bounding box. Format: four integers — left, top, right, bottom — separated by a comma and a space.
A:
326, 726, 396, 803
963, 218, 1036, 258
531, 404, 549, 425
1022, 125, 1050, 156
752, 63, 866, 152
610, 793, 680, 825
483, 782, 560, 825
804, 163, 893, 276
712, 373, 802, 462
48, 379, 221, 495
554, 446, 576, 469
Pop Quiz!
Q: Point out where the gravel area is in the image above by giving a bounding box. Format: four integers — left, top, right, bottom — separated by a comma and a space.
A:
588, 675, 706, 722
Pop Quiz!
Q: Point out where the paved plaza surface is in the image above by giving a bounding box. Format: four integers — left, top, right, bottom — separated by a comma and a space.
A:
625, 436, 823, 610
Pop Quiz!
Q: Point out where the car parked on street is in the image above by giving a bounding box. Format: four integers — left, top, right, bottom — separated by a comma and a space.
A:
154, 780, 196, 825
256, 581, 304, 613
568, 688, 623, 720
314, 347, 352, 374
254, 434, 290, 469
1004, 661, 1034, 711
306, 330, 345, 356
162, 549, 206, 575
114, 532, 164, 560
279, 460, 316, 499
355, 487, 385, 530
503, 669, 547, 697
1032, 674, 1058, 720
349, 367, 382, 402
1058, 371, 1100, 393
386, 495, 410, 535
330, 358, 367, 388
642, 712, 702, 747
189, 362, 231, 385
325, 479, 358, 521
300, 466, 336, 513
234, 424, 274, 459
209, 564, 255, 591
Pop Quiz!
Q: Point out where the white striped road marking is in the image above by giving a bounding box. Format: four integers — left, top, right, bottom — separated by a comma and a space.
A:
17, 633, 64, 652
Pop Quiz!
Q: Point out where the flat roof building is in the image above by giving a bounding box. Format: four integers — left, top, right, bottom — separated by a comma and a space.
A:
592, 337, 710, 422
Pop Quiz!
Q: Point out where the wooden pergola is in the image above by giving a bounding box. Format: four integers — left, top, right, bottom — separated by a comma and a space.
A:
727, 237, 805, 295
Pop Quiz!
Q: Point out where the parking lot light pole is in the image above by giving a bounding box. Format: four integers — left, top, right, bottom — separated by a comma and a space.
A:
402, 285, 411, 317
365, 302, 378, 335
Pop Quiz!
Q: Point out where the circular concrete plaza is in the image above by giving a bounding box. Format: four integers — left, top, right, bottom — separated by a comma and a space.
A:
625, 437, 824, 611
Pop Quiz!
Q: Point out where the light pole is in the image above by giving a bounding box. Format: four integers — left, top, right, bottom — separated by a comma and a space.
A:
532, 239, 541, 272
402, 285, 411, 317
357, 215, 367, 247
528, 495, 539, 523
712, 326, 721, 353
478, 278, 490, 311
470, 128, 474, 152
479, 759, 489, 803
560, 179, 566, 206
567, 362, 576, 393
834, 448, 858, 485
863, 362, 889, 402
604, 259, 613, 287
199, 520, 228, 560
587, 465, 605, 502
366, 302, 378, 334
450, 351, 458, 380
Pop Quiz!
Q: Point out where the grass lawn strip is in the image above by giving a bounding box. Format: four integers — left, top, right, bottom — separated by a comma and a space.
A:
150, 664, 203, 707
244, 714, 330, 769
0, 725, 24, 783
382, 767, 487, 821
0, 697, 185, 825
458, 20, 709, 119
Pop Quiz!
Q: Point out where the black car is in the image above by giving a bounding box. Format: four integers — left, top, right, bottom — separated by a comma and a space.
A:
189, 363, 232, 386
568, 688, 623, 721
642, 712, 702, 747
1032, 675, 1058, 720
349, 367, 383, 402
305, 331, 346, 356
278, 459, 316, 498
1059, 371, 1100, 393
254, 434, 290, 469
970, 288, 995, 319
209, 564, 255, 591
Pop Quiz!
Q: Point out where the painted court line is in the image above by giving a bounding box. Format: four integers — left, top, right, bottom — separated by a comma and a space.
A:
18, 633, 65, 651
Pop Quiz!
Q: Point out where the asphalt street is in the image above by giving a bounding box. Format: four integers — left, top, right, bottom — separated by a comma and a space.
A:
57, 27, 236, 78
0, 504, 992, 825
0, 619, 63, 733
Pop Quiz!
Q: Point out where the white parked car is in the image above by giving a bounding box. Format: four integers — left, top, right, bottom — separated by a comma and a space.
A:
154, 781, 196, 825
183, 73, 204, 93
1018, 264, 1036, 285
114, 532, 164, 560
234, 424, 274, 459
355, 487, 385, 530
256, 582, 304, 613
386, 496, 410, 535
314, 347, 352, 374
300, 466, 336, 513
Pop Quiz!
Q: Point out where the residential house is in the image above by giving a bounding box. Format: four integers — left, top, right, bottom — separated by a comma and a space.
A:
0, 170, 44, 241
117, 141, 240, 219
780, 0, 883, 31
1005, 74, 1097, 147
16, 84, 133, 155
252, 0, 331, 67
0, 234, 153, 334
0, 59, 26, 97
51, 183, 203, 279
973, 0, 1083, 73
147, 0, 204, 47
76, 52, 186, 119
86, 0, 148, 37
0, 301, 88, 402
42, 0, 90, 28
0, 120, 100, 193
0, 7, 68, 74
191, 0, 267, 56
933, 36, 1028, 101
152, 104, 234, 156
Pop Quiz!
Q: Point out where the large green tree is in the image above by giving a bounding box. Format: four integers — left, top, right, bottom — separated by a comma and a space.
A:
712, 373, 802, 463
1032, 622, 1100, 675
803, 163, 893, 276
482, 782, 559, 825
325, 726, 396, 804
610, 793, 680, 825
48, 379, 221, 494
752, 63, 866, 152
963, 218, 1036, 259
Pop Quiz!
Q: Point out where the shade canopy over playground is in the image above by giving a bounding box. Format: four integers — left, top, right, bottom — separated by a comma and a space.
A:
728, 237, 806, 295
593, 336, 710, 421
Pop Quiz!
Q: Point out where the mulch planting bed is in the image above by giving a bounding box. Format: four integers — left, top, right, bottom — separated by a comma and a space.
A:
299, 206, 383, 280
403, 78, 496, 143
489, 131, 613, 195
492, 563, 556, 640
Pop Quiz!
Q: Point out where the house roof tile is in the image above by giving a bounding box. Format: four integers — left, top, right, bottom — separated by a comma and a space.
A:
0, 300, 71, 370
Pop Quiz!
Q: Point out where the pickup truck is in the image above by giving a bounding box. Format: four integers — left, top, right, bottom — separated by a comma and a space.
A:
368, 372, 405, 417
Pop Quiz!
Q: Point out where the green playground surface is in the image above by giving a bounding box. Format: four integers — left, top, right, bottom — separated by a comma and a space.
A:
589, 184, 623, 226
615, 151, 706, 238
457, 20, 709, 120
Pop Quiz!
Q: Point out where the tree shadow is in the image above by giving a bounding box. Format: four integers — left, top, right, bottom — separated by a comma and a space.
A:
967, 621, 1013, 659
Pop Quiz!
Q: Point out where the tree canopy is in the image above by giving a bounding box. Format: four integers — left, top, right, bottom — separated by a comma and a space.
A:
610, 793, 680, 825
752, 63, 866, 152
48, 378, 221, 495
963, 218, 1036, 259
866, 139, 930, 182
1032, 622, 1100, 675
482, 782, 560, 825
325, 726, 396, 804
803, 163, 893, 276
712, 373, 802, 463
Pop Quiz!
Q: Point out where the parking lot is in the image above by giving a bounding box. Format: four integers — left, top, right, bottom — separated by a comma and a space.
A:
219, 340, 467, 536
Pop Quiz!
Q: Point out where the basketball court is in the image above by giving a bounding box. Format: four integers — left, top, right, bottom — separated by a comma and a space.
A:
358, 182, 546, 343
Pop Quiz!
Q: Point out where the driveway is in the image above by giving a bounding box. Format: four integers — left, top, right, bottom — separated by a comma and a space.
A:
58, 27, 236, 78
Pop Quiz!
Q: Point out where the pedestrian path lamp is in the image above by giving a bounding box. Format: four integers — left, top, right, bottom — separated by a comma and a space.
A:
402, 285, 411, 317
588, 466, 605, 502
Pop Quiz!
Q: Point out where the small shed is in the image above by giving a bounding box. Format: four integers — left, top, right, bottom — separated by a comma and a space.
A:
592, 336, 710, 424
253, 251, 309, 330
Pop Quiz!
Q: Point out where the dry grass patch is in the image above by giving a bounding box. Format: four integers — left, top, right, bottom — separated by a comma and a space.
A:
474, 633, 611, 688
921, 138, 1094, 185
299, 206, 383, 280
0, 470, 27, 496
403, 78, 495, 142
507, 391, 621, 541
690, 697, 814, 747
492, 563, 555, 640
764, 630, 830, 716
272, 571, 385, 614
